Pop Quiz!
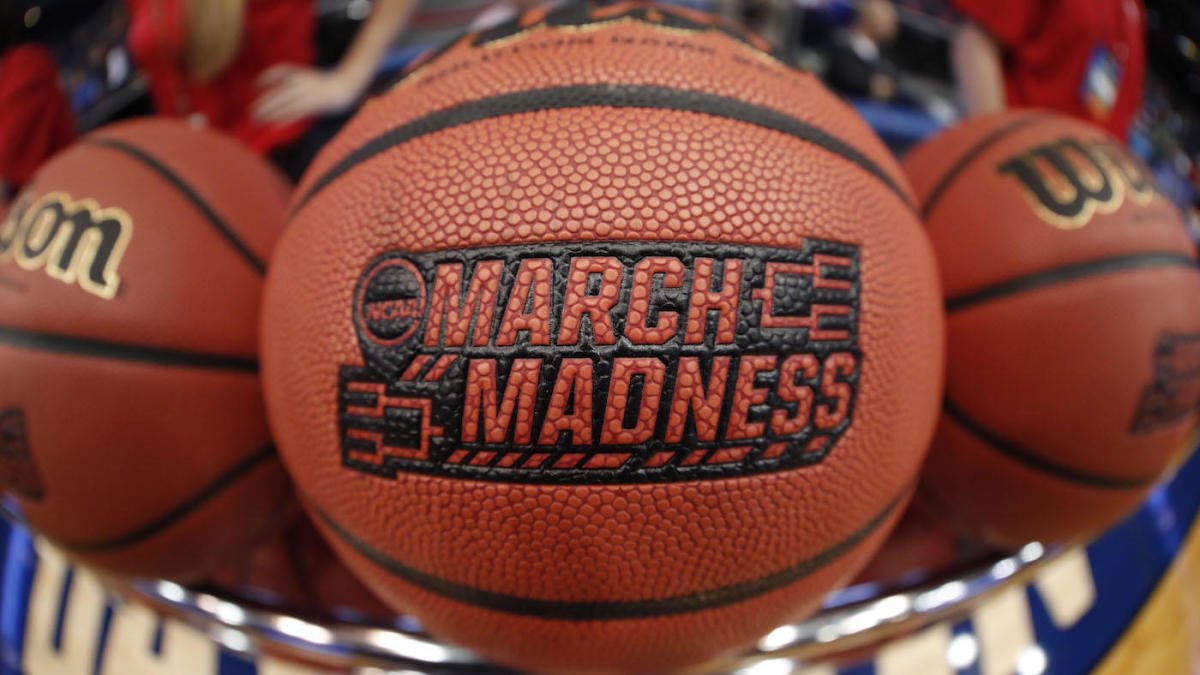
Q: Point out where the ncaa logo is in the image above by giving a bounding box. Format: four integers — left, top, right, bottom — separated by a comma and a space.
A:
354, 255, 427, 353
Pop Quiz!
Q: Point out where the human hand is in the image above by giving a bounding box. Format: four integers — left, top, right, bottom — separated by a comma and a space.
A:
253, 64, 366, 122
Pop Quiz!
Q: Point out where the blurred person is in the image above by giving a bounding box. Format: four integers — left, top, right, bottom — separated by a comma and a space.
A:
825, 0, 901, 102
252, 0, 419, 123
950, 0, 1145, 140
124, 0, 316, 159
0, 5, 77, 204
252, 0, 568, 125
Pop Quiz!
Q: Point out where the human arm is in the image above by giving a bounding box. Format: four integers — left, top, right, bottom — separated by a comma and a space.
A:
951, 21, 1006, 115
253, 0, 418, 122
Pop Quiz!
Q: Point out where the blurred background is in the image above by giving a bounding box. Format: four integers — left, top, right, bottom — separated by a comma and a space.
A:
6, 0, 1198, 210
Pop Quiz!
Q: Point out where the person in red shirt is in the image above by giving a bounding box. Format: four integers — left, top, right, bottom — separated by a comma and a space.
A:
0, 43, 77, 204
124, 0, 316, 157
950, 0, 1146, 140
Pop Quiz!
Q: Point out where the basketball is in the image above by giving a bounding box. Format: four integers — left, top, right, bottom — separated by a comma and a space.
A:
263, 4, 942, 672
209, 510, 393, 621
904, 111, 1200, 549
0, 118, 292, 581
851, 494, 961, 586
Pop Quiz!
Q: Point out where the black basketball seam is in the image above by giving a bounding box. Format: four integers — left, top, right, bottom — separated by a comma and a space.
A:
945, 251, 1198, 313
0, 324, 258, 372
56, 444, 277, 552
306, 485, 908, 620
918, 113, 1053, 219
85, 138, 267, 275
912, 483, 977, 539
942, 400, 1158, 489
285, 526, 321, 609
294, 84, 914, 214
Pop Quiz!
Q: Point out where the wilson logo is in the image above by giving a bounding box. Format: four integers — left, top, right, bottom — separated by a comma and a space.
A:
998, 135, 1157, 229
1132, 332, 1200, 435
0, 192, 133, 300
338, 241, 861, 484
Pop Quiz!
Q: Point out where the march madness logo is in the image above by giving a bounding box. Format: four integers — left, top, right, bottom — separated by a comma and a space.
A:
338, 241, 861, 484
998, 135, 1158, 230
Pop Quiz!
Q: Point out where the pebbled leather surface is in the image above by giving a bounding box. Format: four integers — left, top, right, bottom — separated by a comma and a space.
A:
265, 6, 943, 672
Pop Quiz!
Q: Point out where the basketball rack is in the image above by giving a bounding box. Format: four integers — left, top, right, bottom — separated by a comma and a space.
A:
91, 541, 1056, 673
7, 444, 1200, 673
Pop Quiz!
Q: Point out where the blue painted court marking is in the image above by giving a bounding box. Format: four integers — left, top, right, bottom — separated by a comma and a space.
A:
1031, 448, 1200, 674
216, 648, 257, 675
840, 660, 876, 675
150, 617, 165, 656
1142, 486, 1186, 557
51, 567, 74, 653
0, 519, 35, 674
89, 603, 114, 675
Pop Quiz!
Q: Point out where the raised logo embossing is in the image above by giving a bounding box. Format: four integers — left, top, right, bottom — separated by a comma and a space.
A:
0, 191, 133, 300
338, 240, 861, 484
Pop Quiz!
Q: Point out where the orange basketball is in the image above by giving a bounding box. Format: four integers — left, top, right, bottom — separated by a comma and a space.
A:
263, 4, 942, 672
850, 493, 961, 587
0, 118, 292, 581
904, 111, 1200, 550
209, 510, 392, 621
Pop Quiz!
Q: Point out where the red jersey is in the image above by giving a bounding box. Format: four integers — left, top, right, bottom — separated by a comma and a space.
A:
954, 0, 1146, 140
125, 0, 314, 155
0, 44, 77, 189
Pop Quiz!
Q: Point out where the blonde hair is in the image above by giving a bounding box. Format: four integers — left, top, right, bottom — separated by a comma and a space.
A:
184, 0, 245, 82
